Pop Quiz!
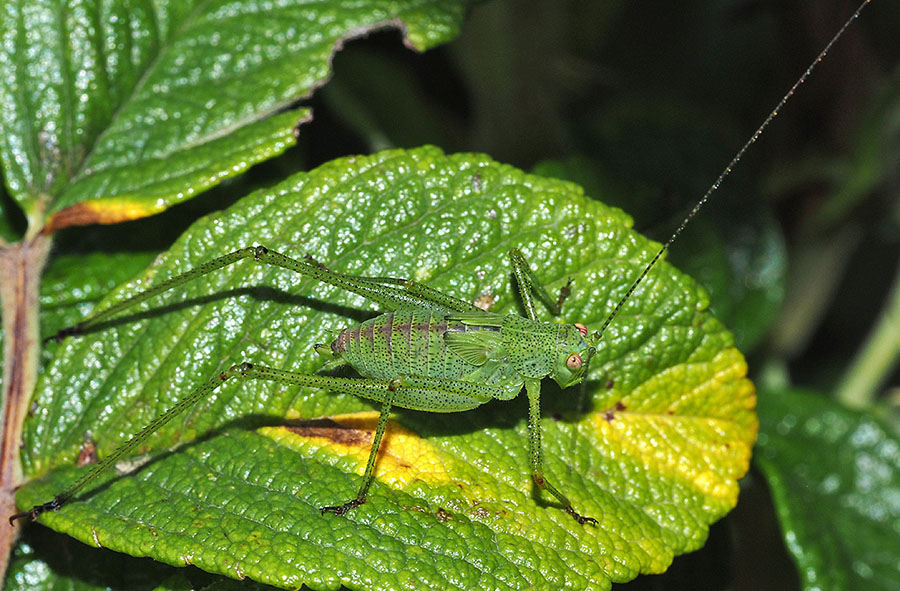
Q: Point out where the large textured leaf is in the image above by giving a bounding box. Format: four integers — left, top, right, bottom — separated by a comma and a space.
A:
17, 147, 756, 590
756, 388, 900, 591
0, 0, 471, 232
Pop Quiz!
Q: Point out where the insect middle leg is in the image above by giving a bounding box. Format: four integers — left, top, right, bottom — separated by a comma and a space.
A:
524, 378, 597, 525
320, 374, 507, 515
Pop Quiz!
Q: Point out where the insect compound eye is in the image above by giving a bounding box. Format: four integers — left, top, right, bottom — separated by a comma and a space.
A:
565, 352, 583, 370
574, 323, 588, 337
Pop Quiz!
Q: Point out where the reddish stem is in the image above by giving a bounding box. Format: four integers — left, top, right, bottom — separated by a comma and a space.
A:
0, 234, 51, 578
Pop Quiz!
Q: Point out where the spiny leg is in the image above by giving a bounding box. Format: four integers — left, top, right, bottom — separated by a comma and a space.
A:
11, 363, 506, 523
233, 248, 485, 314
45, 246, 482, 342
524, 379, 597, 525
508, 248, 572, 320
11, 364, 400, 523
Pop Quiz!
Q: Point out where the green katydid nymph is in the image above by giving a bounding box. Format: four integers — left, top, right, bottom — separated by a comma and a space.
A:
13, 245, 605, 524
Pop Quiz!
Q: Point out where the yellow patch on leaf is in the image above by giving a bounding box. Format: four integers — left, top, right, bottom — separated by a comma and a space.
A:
589, 347, 756, 507
260, 412, 452, 489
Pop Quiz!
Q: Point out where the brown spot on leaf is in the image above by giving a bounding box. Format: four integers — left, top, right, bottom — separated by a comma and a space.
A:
604, 401, 626, 422
285, 419, 371, 447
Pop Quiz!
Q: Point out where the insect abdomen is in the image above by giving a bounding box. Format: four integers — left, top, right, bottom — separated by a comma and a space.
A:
331, 310, 489, 382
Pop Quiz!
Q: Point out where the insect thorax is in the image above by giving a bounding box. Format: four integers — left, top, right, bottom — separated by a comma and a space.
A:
497, 318, 591, 388
498, 315, 559, 379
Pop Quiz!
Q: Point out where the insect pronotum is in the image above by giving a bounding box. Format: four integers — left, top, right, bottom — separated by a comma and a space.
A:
10, 1, 871, 526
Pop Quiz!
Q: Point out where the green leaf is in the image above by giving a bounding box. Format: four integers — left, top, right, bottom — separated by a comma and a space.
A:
0, 250, 157, 377
0, 0, 471, 232
4, 526, 279, 590
756, 388, 900, 591
18, 147, 756, 590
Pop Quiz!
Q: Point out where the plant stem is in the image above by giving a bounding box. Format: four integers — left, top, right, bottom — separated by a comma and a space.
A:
0, 234, 51, 580
835, 261, 900, 409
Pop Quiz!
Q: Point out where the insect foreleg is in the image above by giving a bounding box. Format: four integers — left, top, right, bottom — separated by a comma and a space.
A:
525, 379, 597, 525
508, 248, 571, 320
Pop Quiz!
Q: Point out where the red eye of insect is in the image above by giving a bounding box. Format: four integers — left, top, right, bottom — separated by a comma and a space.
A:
566, 353, 583, 370
574, 323, 588, 337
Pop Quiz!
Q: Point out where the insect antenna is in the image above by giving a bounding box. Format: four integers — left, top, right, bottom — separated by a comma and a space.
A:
570, 1, 870, 430
590, 0, 869, 350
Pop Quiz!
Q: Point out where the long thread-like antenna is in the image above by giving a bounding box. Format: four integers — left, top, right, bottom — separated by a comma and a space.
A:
592, 0, 870, 343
